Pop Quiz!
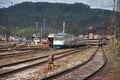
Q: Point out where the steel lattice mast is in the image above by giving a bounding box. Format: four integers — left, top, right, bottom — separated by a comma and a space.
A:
117, 0, 120, 39
110, 0, 120, 36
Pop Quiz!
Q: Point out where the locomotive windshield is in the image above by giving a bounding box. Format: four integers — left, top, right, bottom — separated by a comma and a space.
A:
54, 35, 64, 40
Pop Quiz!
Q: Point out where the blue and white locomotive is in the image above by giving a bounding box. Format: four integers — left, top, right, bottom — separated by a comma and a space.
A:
53, 33, 86, 49
53, 33, 73, 48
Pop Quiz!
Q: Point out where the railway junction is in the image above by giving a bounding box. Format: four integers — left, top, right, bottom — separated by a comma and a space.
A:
0, 41, 118, 80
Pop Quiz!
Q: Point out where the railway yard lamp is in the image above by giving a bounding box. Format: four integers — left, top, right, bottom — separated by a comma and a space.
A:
62, 21, 65, 33
35, 22, 38, 33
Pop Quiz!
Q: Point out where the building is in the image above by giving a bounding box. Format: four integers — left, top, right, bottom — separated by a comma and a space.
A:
79, 26, 112, 39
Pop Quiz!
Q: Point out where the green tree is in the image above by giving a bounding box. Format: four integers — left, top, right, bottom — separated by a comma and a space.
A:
0, 26, 5, 35
67, 26, 80, 36
0, 26, 12, 37
116, 28, 120, 39
23, 28, 35, 39
0, 2, 111, 32
15, 28, 35, 39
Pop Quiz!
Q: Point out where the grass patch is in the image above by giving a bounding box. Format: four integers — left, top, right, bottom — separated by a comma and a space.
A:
73, 48, 97, 60
108, 46, 120, 80
59, 47, 97, 67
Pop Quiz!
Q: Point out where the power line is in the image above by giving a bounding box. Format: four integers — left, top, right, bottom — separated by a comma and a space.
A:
53, 0, 57, 3
101, 0, 105, 8
0, 0, 14, 4
8, 0, 14, 4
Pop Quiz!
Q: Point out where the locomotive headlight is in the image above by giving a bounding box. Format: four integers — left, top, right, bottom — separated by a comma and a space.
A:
55, 40, 63, 42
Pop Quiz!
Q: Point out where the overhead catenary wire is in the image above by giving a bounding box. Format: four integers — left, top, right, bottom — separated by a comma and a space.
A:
0, 0, 14, 8
7, 0, 14, 4
101, 0, 105, 8
0, 0, 14, 4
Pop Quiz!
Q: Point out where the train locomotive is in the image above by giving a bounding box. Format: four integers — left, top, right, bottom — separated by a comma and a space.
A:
53, 33, 86, 49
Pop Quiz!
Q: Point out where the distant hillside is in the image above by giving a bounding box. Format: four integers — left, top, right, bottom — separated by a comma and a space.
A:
0, 2, 111, 34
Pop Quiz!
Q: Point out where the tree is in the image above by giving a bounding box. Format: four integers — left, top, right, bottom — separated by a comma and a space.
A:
15, 28, 35, 39
24, 28, 35, 39
0, 26, 5, 35
0, 26, 12, 37
116, 28, 120, 39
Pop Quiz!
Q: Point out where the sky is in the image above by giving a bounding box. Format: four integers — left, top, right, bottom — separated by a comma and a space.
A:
0, 0, 113, 10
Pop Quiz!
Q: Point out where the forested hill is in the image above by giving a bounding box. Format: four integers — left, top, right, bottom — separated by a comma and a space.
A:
0, 2, 111, 31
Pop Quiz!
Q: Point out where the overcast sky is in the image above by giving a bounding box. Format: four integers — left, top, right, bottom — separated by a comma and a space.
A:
0, 0, 113, 10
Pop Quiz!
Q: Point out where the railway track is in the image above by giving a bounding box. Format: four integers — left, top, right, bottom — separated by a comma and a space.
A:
0, 47, 47, 52
0, 47, 50, 59
0, 48, 86, 78
84, 47, 107, 80
0, 50, 34, 59
38, 46, 107, 80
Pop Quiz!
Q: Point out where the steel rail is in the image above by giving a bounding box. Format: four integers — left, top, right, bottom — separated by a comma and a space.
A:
83, 46, 107, 80
39, 47, 99, 80
39, 46, 107, 80
0, 49, 76, 68
0, 47, 50, 59
0, 47, 45, 52
0, 48, 85, 78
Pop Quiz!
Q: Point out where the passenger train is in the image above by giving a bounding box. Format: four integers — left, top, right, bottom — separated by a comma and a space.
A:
53, 33, 86, 49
